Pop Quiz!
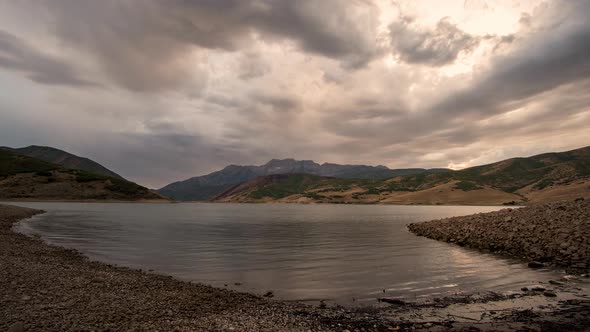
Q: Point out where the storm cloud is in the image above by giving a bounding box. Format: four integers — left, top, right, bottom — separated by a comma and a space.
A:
0, 29, 95, 86
28, 0, 382, 91
0, 0, 589, 187
389, 16, 480, 66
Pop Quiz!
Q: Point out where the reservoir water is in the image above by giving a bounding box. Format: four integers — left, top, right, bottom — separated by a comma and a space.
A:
8, 202, 563, 305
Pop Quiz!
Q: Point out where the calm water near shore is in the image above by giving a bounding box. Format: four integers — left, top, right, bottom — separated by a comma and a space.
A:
8, 202, 564, 305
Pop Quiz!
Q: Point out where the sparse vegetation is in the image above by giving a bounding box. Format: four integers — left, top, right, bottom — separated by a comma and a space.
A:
74, 170, 108, 182
0, 150, 57, 178
534, 178, 554, 190
0, 149, 163, 200
454, 181, 482, 191
219, 146, 590, 204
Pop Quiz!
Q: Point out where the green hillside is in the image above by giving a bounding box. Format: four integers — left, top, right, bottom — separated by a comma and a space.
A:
1, 145, 123, 179
0, 150, 165, 201
214, 146, 590, 204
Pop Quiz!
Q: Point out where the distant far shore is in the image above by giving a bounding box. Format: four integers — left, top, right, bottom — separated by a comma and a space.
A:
2, 198, 518, 206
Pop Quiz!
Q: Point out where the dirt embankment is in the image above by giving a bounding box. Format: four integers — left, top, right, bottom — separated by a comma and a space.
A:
408, 199, 590, 272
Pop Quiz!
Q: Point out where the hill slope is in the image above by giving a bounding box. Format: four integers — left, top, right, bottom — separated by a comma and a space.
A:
0, 149, 165, 201
214, 146, 590, 205
159, 159, 449, 201
1, 145, 123, 179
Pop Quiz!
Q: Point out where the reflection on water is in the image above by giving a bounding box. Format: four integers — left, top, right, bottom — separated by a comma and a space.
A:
9, 202, 563, 304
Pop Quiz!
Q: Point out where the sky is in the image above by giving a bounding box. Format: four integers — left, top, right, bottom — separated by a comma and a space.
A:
0, 0, 589, 188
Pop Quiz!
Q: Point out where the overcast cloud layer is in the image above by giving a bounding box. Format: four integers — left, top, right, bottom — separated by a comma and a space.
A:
0, 0, 588, 188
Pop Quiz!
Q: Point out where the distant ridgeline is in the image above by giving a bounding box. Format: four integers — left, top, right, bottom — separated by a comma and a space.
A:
210, 146, 590, 205
1, 145, 123, 179
0, 147, 164, 201
157, 158, 450, 201
2, 144, 588, 204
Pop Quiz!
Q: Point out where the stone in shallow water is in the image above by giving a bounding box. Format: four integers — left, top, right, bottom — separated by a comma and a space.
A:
528, 261, 545, 268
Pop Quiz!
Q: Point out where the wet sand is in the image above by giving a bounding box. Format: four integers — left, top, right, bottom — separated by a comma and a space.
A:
2, 203, 589, 331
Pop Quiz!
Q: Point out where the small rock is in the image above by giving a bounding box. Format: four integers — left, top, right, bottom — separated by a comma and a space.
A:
528, 261, 544, 268
543, 291, 557, 297
379, 298, 406, 305
549, 280, 564, 286
21, 295, 31, 301
521, 287, 529, 292
263, 291, 274, 298
531, 286, 546, 292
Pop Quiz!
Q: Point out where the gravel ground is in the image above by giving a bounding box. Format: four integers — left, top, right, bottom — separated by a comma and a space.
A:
2, 203, 590, 331
408, 199, 590, 273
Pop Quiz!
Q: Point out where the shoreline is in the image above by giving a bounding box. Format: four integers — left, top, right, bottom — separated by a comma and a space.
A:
408, 199, 590, 274
5, 198, 516, 206
2, 204, 589, 331
0, 198, 171, 203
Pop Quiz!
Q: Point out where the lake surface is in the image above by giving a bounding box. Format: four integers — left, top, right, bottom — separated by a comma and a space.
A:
8, 202, 563, 305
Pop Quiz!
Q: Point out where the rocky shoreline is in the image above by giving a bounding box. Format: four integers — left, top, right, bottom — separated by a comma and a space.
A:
2, 203, 590, 331
408, 199, 590, 273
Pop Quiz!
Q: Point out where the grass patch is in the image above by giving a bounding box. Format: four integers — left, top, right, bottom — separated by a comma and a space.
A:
0, 150, 57, 177
533, 178, 554, 190
454, 181, 482, 191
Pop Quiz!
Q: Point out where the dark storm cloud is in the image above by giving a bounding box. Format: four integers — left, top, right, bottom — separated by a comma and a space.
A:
0, 29, 96, 86
35, 0, 380, 91
389, 16, 480, 66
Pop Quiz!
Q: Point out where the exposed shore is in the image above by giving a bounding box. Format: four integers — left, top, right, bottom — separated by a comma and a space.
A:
408, 199, 590, 273
2, 203, 590, 331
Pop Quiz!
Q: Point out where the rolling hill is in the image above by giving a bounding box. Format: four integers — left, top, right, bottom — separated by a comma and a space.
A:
158, 158, 449, 201
0, 149, 166, 201
1, 145, 123, 179
214, 146, 590, 205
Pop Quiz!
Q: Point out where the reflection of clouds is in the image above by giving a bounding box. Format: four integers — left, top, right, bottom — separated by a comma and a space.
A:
447, 246, 478, 270
16, 202, 564, 303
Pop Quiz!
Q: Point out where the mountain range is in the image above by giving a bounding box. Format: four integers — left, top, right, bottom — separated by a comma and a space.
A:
214, 146, 590, 205
1, 144, 588, 205
157, 159, 449, 201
